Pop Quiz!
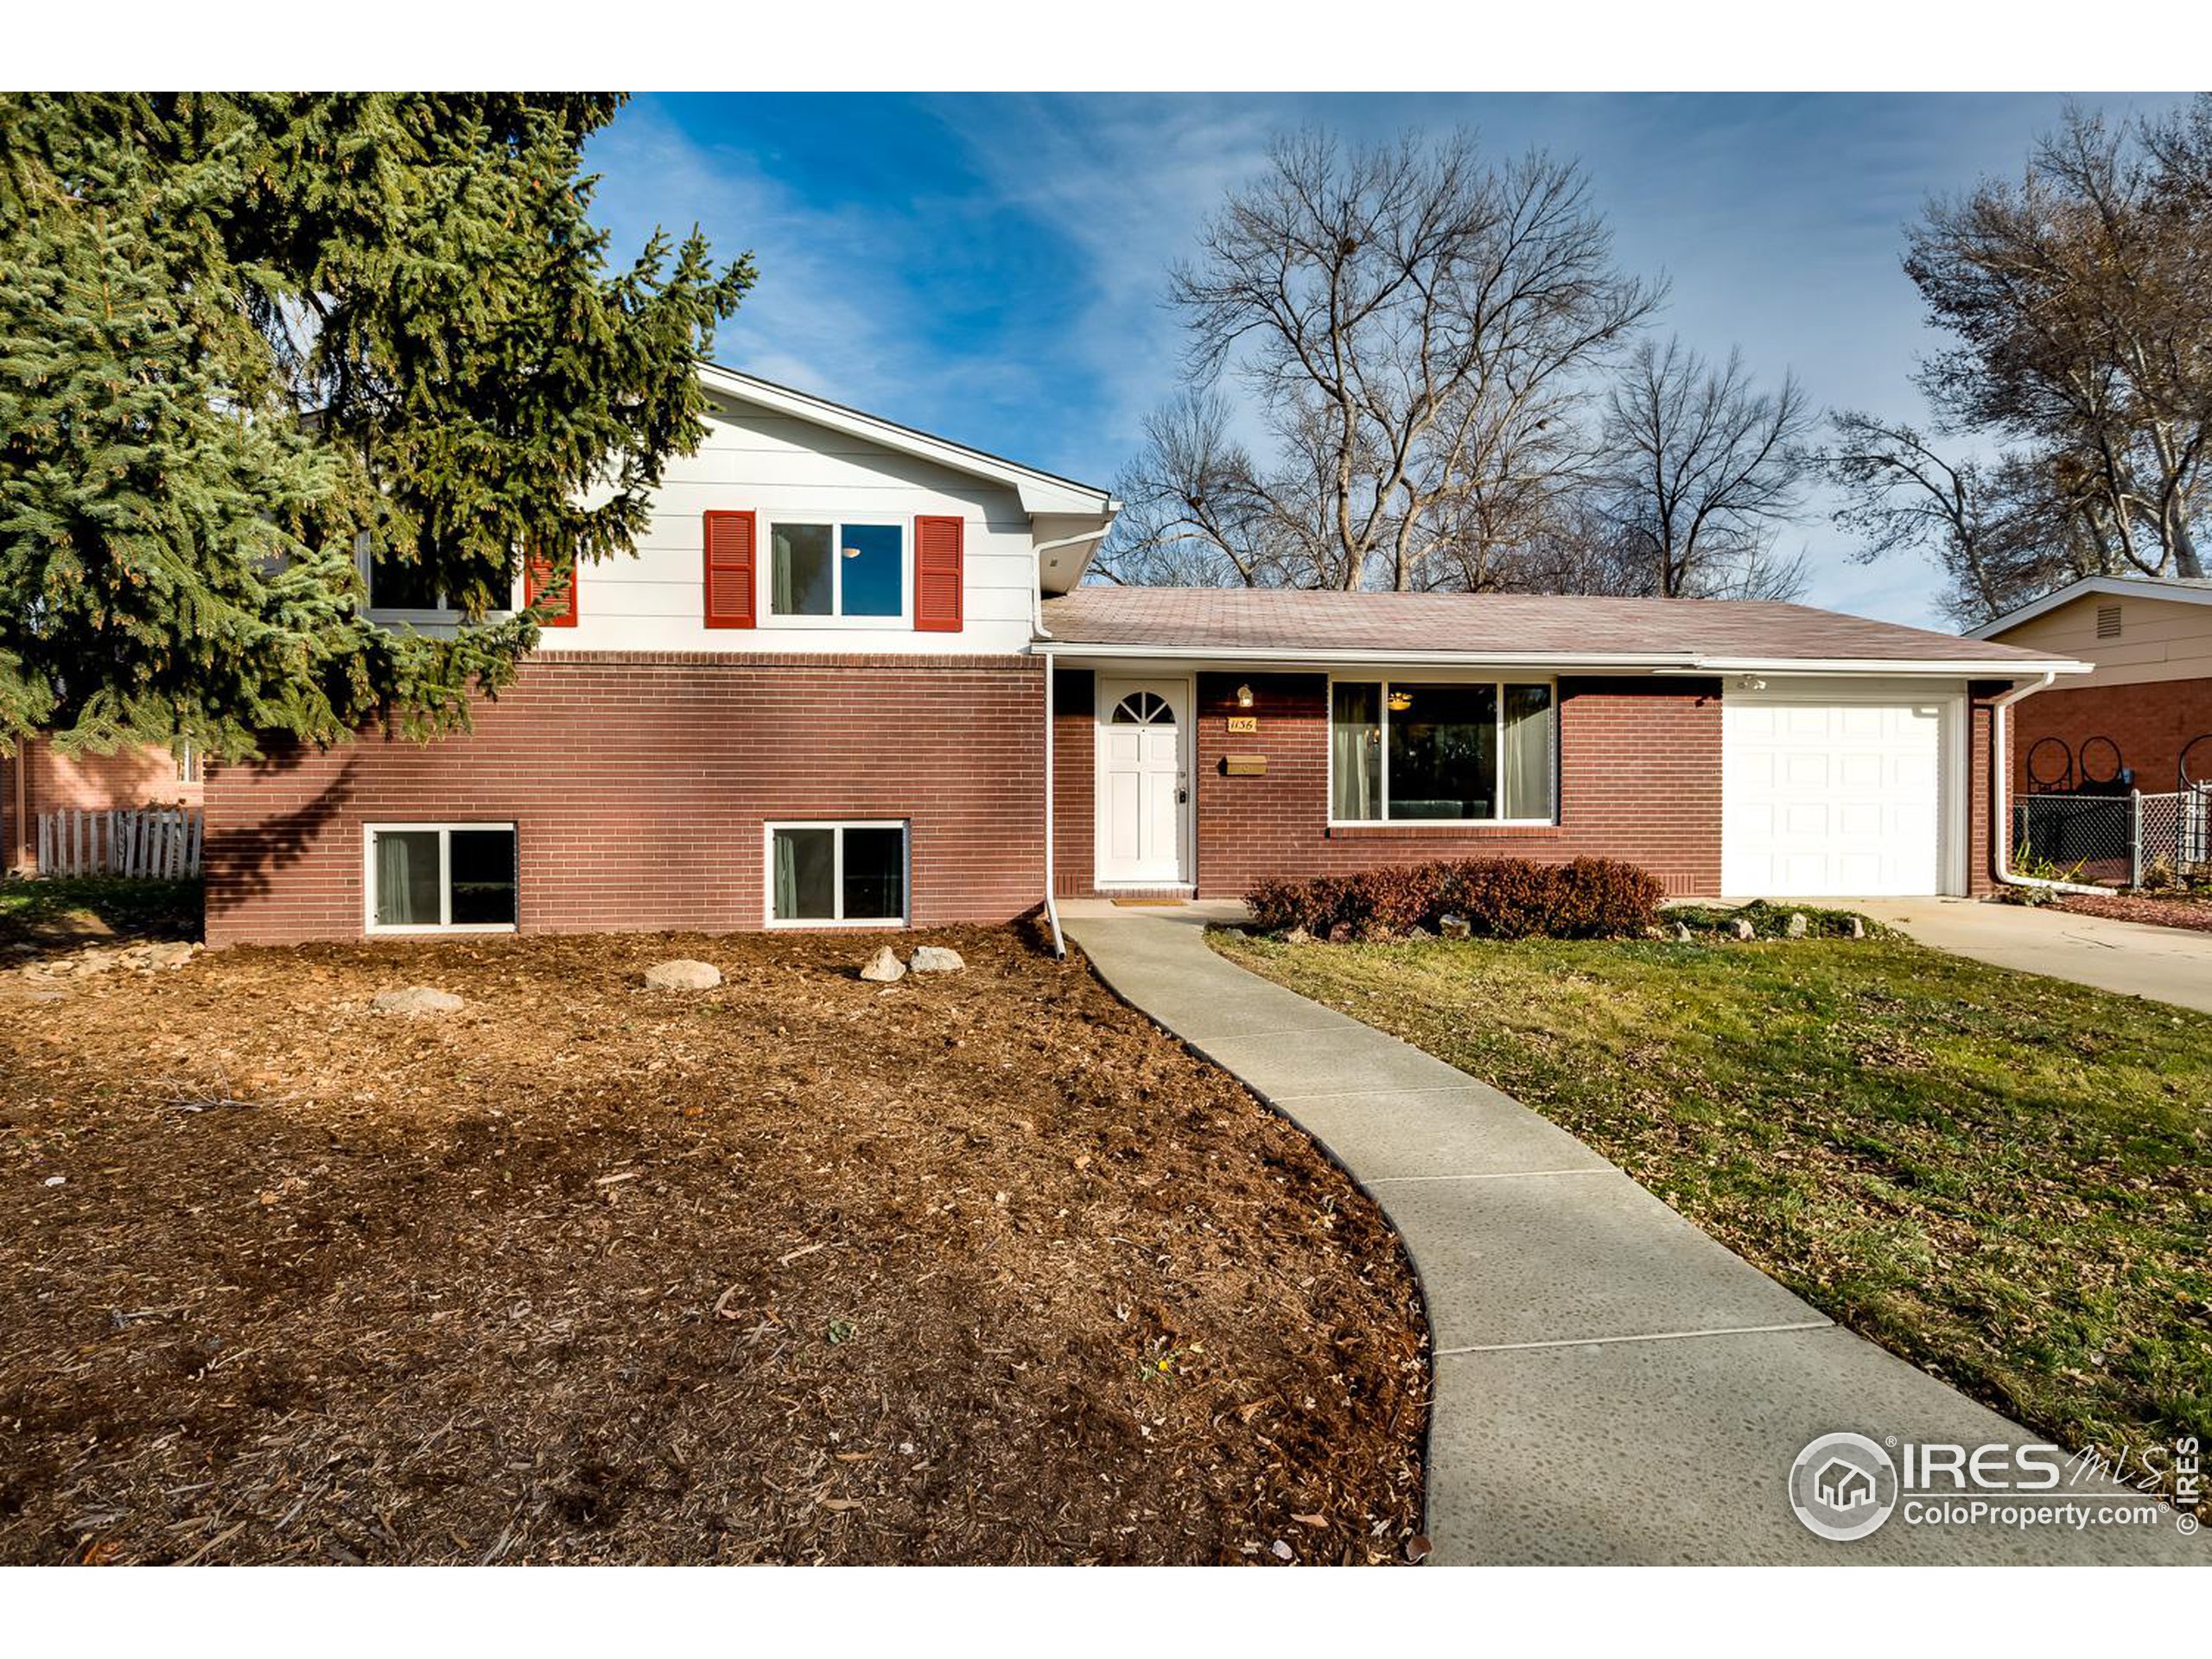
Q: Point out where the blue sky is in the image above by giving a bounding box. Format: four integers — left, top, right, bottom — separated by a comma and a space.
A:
585, 92, 2185, 629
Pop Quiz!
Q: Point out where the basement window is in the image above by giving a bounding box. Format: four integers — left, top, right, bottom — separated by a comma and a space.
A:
366, 824, 518, 932
767, 822, 908, 926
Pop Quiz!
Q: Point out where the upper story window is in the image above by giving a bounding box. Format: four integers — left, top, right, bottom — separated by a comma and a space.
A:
1330, 679, 1556, 824
367, 547, 450, 613
770, 521, 903, 620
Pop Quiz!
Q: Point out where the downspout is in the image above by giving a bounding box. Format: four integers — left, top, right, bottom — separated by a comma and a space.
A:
1030, 525, 1108, 961
1991, 671, 2107, 896
1041, 647, 1064, 958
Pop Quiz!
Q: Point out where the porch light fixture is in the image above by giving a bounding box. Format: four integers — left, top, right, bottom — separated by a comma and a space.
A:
1388, 689, 1414, 712
1236, 683, 1255, 709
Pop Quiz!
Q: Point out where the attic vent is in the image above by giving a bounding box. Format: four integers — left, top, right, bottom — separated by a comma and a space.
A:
2096, 604, 2123, 640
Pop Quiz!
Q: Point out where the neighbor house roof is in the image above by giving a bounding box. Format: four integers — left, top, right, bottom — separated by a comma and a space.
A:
1039, 588, 2088, 675
1968, 574, 2212, 639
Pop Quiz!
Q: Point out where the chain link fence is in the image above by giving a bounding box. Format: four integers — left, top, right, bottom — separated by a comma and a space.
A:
2014, 787, 2212, 887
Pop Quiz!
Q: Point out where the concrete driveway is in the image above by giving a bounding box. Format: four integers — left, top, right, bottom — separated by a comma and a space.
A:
1852, 896, 2212, 1015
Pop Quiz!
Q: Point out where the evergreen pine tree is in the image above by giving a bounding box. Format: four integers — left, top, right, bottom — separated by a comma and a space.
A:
0, 92, 753, 757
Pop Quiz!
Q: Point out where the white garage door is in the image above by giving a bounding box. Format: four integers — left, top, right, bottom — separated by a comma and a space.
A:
1722, 692, 1952, 897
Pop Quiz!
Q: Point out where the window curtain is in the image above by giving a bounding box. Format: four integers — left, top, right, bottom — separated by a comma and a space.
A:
772, 831, 799, 920
377, 832, 426, 925
1331, 683, 1381, 820
1500, 685, 1555, 820
772, 530, 796, 615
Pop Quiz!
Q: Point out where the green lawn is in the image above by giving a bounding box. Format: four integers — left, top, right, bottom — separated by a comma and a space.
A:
1213, 926, 2212, 1507
0, 875, 202, 950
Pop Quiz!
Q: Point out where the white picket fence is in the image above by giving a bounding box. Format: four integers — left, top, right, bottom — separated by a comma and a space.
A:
35, 807, 203, 878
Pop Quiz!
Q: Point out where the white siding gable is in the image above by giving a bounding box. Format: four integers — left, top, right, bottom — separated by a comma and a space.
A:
361, 372, 1116, 657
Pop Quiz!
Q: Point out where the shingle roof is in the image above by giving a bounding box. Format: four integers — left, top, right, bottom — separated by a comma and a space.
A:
1039, 587, 2074, 668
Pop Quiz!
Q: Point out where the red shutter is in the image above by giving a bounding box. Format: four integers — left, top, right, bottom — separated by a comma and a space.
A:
703, 510, 757, 628
914, 514, 963, 632
524, 544, 578, 627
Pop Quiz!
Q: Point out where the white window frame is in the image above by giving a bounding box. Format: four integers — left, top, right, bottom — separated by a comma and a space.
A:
761, 518, 911, 628
363, 822, 520, 935
763, 820, 911, 928
1325, 674, 1560, 828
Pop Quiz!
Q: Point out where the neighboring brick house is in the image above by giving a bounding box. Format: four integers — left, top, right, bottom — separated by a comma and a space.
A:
3, 738, 202, 872
1969, 575, 2212, 796
201, 365, 2087, 946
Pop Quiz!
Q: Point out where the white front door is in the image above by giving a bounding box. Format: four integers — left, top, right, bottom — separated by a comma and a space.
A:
1096, 679, 1190, 885
1722, 686, 1954, 897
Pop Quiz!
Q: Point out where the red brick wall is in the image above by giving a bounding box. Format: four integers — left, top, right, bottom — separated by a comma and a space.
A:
1051, 669, 1096, 899
2007, 677, 2212, 797
204, 654, 1046, 946
3, 739, 200, 870
1054, 673, 1726, 900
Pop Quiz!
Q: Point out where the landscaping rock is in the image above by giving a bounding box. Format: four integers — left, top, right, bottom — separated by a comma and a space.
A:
139, 941, 199, 971
1730, 918, 1757, 941
1674, 922, 1695, 944
1846, 915, 1866, 939
372, 986, 464, 1015
1281, 926, 1314, 946
1784, 912, 1809, 939
859, 945, 906, 983
1437, 914, 1471, 940
642, 958, 721, 991
910, 945, 965, 974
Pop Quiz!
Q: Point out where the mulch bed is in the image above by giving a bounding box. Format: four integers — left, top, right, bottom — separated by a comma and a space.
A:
2053, 892, 2212, 934
0, 925, 1427, 1565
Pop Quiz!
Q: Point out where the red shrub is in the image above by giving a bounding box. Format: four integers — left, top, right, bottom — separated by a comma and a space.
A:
1243, 855, 1662, 941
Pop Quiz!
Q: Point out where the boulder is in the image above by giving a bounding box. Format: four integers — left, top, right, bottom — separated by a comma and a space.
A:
372, 986, 464, 1015
859, 945, 906, 983
1784, 912, 1809, 939
140, 941, 198, 970
1730, 918, 1757, 941
1674, 922, 1695, 944
1281, 926, 1314, 946
1437, 914, 1471, 940
1846, 915, 1866, 939
643, 958, 721, 991
910, 945, 965, 974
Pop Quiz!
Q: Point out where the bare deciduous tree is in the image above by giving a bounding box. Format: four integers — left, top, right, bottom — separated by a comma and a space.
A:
1816, 410, 2122, 625
1101, 126, 1658, 590
1904, 99, 2212, 582
1598, 337, 1815, 600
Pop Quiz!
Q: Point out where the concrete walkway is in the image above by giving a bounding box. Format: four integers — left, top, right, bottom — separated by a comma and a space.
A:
1853, 895, 2212, 1016
1060, 902, 2206, 1565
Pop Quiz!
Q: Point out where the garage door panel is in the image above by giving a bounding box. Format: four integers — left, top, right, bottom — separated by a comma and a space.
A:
1723, 690, 1952, 899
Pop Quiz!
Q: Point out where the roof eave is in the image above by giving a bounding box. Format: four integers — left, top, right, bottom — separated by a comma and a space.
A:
1031, 640, 2088, 677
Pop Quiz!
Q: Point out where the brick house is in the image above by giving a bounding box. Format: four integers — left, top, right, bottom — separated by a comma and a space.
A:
3, 738, 202, 873
1969, 575, 2212, 796
201, 365, 2087, 946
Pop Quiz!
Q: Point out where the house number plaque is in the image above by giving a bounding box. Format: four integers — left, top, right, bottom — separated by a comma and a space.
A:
1226, 715, 1258, 734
